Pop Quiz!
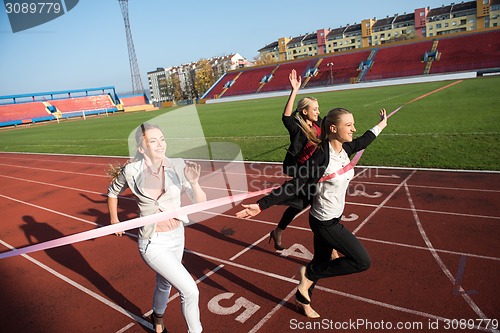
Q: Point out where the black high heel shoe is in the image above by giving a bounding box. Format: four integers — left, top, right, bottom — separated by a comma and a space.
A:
150, 312, 168, 333
294, 289, 320, 318
268, 230, 284, 251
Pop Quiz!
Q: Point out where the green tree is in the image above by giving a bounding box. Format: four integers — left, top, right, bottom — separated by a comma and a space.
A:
253, 53, 275, 66
194, 59, 215, 98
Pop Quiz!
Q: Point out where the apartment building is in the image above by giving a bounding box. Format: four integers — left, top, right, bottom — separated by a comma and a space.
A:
259, 0, 500, 61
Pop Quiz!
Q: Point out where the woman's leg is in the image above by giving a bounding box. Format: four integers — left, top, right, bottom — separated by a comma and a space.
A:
307, 214, 371, 281
140, 226, 202, 333
269, 206, 303, 250
277, 206, 302, 230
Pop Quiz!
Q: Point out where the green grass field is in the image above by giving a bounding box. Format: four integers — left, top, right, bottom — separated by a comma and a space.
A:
1, 76, 499, 170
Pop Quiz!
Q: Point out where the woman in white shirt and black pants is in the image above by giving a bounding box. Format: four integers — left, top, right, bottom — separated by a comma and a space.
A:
237, 107, 387, 319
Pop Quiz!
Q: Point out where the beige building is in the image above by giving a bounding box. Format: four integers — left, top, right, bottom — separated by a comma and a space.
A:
259, 0, 500, 61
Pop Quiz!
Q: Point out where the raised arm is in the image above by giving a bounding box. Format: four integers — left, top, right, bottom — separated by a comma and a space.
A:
184, 161, 207, 203
283, 69, 302, 117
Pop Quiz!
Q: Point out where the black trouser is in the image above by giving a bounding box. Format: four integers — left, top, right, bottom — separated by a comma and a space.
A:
277, 206, 302, 230
306, 213, 371, 281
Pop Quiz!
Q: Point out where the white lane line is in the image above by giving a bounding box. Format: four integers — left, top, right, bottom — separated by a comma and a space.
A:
404, 183, 490, 322
1, 191, 498, 332
186, 250, 496, 332
0, 193, 137, 237
1, 161, 498, 194
200, 210, 500, 261
248, 288, 296, 333
0, 239, 153, 331
352, 170, 417, 234
0, 163, 107, 177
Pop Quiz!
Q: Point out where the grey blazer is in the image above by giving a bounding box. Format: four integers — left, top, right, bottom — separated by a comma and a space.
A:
108, 157, 193, 239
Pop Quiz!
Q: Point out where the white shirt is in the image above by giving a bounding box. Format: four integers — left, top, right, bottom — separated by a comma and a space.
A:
310, 125, 381, 221
310, 144, 354, 220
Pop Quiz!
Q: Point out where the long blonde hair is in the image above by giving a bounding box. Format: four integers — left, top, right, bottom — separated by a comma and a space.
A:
293, 96, 321, 146
107, 123, 163, 180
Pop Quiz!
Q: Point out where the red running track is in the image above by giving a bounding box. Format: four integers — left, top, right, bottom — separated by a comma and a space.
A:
0, 152, 499, 333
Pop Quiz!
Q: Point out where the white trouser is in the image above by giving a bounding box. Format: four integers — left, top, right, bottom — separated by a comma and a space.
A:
139, 224, 202, 333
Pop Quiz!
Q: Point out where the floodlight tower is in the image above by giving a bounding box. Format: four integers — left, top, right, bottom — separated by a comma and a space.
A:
118, 0, 144, 94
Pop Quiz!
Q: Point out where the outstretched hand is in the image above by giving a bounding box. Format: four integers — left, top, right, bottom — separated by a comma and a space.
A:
236, 204, 261, 219
184, 161, 201, 184
289, 69, 301, 91
377, 108, 387, 130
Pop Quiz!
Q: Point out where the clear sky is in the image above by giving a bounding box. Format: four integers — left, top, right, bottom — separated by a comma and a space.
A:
0, 0, 450, 96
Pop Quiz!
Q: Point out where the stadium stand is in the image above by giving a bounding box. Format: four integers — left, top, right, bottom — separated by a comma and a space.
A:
258, 59, 317, 93
50, 95, 117, 118
222, 66, 275, 97
364, 40, 434, 81
0, 102, 54, 127
203, 71, 241, 99
0, 86, 120, 127
202, 29, 500, 100
305, 50, 371, 88
119, 94, 157, 112
428, 29, 500, 74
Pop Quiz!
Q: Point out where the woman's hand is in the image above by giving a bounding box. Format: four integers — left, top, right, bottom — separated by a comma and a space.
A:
377, 108, 387, 130
289, 69, 301, 91
111, 218, 124, 237
184, 161, 201, 184
236, 204, 261, 219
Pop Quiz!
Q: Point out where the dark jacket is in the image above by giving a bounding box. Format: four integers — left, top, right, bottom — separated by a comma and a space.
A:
282, 113, 322, 176
259, 129, 377, 211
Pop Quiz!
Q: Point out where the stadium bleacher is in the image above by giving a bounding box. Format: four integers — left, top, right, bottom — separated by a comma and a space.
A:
428, 29, 500, 74
306, 50, 371, 87
0, 87, 120, 127
0, 102, 54, 127
50, 95, 117, 118
203, 29, 500, 99
364, 40, 434, 81
259, 59, 317, 93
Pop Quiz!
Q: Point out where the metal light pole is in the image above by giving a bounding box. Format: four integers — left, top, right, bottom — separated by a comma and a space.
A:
327, 62, 334, 85
118, 0, 144, 94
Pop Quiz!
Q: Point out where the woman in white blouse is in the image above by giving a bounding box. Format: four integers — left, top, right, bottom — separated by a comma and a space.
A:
237, 108, 387, 319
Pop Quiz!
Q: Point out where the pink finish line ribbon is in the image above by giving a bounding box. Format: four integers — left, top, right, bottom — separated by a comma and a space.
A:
0, 188, 275, 260
1, 81, 463, 260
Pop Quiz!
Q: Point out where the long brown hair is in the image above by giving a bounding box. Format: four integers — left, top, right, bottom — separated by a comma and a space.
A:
107, 123, 163, 180
293, 96, 321, 145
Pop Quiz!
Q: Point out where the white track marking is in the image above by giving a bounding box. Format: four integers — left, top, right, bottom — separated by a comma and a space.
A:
0, 193, 137, 237
0, 239, 153, 331
352, 170, 416, 234
1, 154, 499, 332
186, 250, 496, 332
0, 162, 107, 177
248, 288, 296, 333
404, 183, 490, 322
